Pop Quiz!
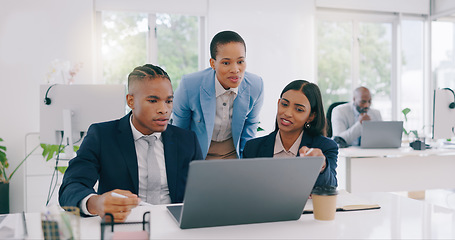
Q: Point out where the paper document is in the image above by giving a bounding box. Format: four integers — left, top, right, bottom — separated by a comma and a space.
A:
0, 213, 27, 239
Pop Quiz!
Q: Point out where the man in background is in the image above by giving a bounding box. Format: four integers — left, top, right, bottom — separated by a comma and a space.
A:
331, 86, 382, 146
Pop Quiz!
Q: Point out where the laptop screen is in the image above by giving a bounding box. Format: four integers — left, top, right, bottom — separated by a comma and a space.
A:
361, 121, 403, 148
168, 157, 324, 229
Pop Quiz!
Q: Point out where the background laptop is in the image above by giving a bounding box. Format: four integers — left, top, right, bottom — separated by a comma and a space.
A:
361, 121, 403, 148
167, 157, 324, 229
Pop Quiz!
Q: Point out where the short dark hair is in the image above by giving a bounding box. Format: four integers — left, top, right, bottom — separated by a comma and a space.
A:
210, 30, 246, 59
127, 64, 170, 92
275, 80, 327, 137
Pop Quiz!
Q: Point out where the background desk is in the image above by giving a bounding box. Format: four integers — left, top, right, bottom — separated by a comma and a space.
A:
19, 192, 455, 239
339, 147, 455, 193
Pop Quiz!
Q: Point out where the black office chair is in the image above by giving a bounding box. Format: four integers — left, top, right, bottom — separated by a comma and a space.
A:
326, 101, 348, 138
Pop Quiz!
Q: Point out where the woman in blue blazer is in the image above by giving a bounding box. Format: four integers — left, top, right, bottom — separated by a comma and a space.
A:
172, 31, 264, 159
243, 80, 338, 187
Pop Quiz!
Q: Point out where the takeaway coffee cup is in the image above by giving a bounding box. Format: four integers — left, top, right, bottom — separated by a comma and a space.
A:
311, 185, 338, 221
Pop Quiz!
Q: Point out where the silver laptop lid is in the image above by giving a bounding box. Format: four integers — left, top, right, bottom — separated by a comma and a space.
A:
361, 121, 403, 148
176, 157, 324, 229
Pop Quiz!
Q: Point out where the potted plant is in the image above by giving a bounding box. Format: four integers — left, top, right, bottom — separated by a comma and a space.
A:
0, 138, 40, 214
0, 137, 78, 213
402, 108, 419, 140
402, 108, 426, 150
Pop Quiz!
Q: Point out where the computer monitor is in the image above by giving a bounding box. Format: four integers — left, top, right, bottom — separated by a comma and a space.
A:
40, 84, 126, 157
432, 88, 455, 140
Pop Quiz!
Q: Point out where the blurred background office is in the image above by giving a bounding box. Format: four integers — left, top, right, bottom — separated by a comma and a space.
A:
1, 0, 455, 213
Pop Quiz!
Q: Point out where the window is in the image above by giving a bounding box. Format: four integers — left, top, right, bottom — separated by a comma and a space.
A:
432, 21, 455, 90
101, 12, 148, 85
401, 20, 425, 135
317, 18, 392, 120
358, 22, 392, 120
317, 21, 352, 107
100, 11, 200, 89
317, 12, 427, 136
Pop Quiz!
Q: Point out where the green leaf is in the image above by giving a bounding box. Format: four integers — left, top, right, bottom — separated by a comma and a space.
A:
57, 166, 68, 174
41, 144, 65, 162
402, 108, 411, 122
402, 108, 411, 115
410, 130, 419, 138
0, 159, 8, 169
0, 146, 7, 168
403, 128, 409, 135
41, 144, 49, 157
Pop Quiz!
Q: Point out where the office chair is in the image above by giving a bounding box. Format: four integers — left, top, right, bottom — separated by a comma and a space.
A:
326, 101, 348, 138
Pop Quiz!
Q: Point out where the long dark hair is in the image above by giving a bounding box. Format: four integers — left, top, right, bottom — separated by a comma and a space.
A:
274, 80, 326, 137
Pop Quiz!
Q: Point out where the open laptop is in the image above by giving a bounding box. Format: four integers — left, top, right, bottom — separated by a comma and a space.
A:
361, 121, 403, 148
167, 157, 324, 229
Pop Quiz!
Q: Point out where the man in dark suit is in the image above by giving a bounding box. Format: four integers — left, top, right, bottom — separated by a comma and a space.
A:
59, 64, 203, 222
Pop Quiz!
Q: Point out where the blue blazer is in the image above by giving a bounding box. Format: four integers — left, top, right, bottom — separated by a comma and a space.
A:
172, 68, 264, 159
59, 113, 203, 211
243, 131, 338, 187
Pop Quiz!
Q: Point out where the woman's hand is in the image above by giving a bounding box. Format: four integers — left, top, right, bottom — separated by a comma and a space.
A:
299, 146, 326, 173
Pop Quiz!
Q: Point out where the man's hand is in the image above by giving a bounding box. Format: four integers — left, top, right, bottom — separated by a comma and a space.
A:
87, 189, 140, 222
299, 146, 326, 173
358, 113, 371, 124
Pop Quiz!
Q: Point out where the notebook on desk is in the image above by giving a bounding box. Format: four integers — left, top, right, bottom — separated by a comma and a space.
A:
361, 121, 403, 148
167, 157, 324, 229
303, 189, 381, 214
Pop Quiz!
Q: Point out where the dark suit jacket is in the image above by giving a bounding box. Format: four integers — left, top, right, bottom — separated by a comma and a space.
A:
59, 113, 203, 211
243, 131, 338, 187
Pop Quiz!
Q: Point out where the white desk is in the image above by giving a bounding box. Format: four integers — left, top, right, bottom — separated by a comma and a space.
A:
339, 146, 455, 193
13, 192, 455, 239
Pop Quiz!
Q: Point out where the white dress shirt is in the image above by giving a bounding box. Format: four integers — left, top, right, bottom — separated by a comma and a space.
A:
211, 76, 238, 142
331, 102, 382, 146
130, 116, 170, 205
79, 115, 170, 215
273, 130, 303, 158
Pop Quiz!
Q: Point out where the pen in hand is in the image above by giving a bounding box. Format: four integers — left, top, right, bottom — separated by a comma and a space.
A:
304, 148, 314, 156
111, 192, 153, 207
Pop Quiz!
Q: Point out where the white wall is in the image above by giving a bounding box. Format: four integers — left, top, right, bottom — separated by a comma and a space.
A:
316, 0, 429, 15
0, 0, 94, 213
433, 0, 455, 16
207, 0, 316, 134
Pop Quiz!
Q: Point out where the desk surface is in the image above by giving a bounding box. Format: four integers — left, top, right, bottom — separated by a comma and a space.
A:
16, 192, 455, 239
339, 145, 455, 158
338, 146, 455, 192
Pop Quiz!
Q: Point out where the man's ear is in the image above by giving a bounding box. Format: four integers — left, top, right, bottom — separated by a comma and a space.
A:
126, 94, 134, 109
209, 58, 215, 70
